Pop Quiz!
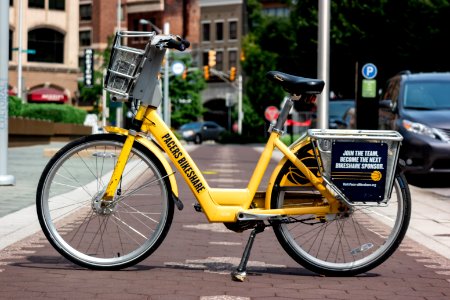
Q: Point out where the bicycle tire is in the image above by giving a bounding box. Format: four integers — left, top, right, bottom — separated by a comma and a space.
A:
36, 134, 174, 270
271, 171, 411, 276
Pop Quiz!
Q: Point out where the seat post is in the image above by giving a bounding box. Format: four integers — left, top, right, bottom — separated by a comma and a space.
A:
273, 95, 300, 132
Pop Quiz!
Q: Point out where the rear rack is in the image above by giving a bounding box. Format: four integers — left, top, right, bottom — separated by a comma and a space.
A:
308, 129, 403, 206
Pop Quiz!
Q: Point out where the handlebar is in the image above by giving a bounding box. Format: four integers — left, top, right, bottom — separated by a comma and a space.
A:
166, 37, 190, 51
154, 35, 190, 51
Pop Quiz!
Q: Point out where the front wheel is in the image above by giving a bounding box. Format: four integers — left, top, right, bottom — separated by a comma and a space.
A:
194, 134, 202, 144
36, 134, 174, 270
271, 173, 411, 276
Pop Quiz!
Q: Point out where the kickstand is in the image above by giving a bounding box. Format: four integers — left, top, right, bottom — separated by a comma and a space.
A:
231, 222, 266, 282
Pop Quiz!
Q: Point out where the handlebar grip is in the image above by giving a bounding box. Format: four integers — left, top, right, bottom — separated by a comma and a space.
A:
166, 38, 190, 51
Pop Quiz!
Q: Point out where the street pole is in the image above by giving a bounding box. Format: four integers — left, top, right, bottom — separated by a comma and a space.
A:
238, 75, 243, 135
0, 0, 15, 185
317, 0, 330, 129
115, 0, 122, 127
163, 22, 170, 128
17, 0, 23, 100
102, 69, 107, 127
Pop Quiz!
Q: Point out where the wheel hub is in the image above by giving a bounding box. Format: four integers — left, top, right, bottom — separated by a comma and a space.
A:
91, 189, 117, 215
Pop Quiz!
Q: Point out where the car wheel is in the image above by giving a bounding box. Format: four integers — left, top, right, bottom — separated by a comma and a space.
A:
194, 134, 202, 144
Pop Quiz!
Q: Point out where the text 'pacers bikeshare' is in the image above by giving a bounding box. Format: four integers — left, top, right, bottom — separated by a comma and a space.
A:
161, 133, 206, 193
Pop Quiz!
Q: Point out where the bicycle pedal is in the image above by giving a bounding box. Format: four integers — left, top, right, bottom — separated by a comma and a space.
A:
194, 203, 202, 212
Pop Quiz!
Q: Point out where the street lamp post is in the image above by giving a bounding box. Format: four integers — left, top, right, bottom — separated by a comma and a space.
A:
0, 0, 15, 185
17, 0, 23, 100
317, 0, 330, 129
116, 0, 122, 128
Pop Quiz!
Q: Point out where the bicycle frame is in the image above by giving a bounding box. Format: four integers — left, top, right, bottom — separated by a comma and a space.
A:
102, 104, 340, 223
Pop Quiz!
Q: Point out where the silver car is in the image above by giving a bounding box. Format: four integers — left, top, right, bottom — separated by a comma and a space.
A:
178, 121, 226, 144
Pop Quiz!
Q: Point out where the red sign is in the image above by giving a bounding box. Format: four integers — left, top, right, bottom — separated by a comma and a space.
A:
264, 106, 279, 121
27, 87, 68, 103
285, 119, 312, 126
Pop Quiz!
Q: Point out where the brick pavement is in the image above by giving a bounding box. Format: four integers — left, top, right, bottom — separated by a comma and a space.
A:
0, 144, 449, 299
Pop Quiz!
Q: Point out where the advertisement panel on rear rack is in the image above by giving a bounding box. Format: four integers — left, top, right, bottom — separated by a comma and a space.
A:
331, 141, 388, 203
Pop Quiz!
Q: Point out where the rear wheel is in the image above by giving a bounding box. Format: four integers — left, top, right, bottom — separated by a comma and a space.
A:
36, 134, 174, 270
271, 173, 411, 276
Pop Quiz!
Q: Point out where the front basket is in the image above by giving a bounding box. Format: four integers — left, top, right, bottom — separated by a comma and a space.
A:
103, 31, 155, 101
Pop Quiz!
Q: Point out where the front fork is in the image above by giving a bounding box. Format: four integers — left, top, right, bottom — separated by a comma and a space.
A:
102, 105, 147, 201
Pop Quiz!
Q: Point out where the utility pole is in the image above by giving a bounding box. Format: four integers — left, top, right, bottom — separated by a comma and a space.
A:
317, 0, 330, 129
0, 0, 15, 185
17, 0, 23, 100
163, 22, 170, 128
139, 18, 170, 125
115, 0, 123, 128
238, 75, 243, 134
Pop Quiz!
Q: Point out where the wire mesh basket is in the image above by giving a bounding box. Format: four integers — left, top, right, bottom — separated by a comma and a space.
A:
308, 129, 403, 205
104, 31, 155, 101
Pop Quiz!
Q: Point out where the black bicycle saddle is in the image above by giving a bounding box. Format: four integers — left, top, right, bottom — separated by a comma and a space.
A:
266, 71, 325, 96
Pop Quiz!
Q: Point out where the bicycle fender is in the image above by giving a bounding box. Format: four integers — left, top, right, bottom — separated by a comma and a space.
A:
265, 136, 319, 208
104, 126, 180, 201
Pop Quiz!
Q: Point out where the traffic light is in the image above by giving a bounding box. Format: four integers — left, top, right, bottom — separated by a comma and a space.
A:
229, 66, 236, 81
208, 50, 216, 67
240, 50, 245, 62
182, 69, 187, 80
203, 65, 209, 80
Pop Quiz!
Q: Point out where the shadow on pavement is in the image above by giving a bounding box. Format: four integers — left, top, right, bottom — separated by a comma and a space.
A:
13, 255, 380, 279
7, 255, 156, 271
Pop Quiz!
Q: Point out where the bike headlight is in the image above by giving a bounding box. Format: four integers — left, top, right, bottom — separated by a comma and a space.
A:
401, 119, 436, 139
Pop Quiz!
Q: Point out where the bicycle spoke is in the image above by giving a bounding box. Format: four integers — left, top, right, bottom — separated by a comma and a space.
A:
37, 136, 173, 269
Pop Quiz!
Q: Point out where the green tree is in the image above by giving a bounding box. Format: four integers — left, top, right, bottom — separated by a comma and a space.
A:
168, 53, 206, 128
290, 0, 450, 97
240, 0, 287, 135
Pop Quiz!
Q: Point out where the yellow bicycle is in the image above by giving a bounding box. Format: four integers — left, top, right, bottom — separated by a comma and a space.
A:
36, 31, 411, 281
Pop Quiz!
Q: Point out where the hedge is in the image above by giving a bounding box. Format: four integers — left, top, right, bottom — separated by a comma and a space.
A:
8, 96, 23, 117
8, 96, 87, 125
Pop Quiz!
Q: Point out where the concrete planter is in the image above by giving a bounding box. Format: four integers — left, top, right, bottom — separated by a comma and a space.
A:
52, 122, 93, 142
8, 117, 92, 147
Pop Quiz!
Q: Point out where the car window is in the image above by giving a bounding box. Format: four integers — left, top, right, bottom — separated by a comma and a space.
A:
329, 101, 355, 119
403, 81, 450, 109
204, 123, 218, 129
180, 123, 200, 130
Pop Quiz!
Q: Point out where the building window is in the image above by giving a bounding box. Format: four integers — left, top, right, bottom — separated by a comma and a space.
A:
49, 0, 65, 10
9, 30, 12, 61
28, 28, 64, 63
229, 50, 237, 68
80, 4, 92, 21
263, 7, 290, 17
229, 20, 237, 40
215, 22, 223, 41
79, 30, 91, 47
202, 51, 208, 66
215, 50, 223, 70
202, 22, 210, 42
28, 0, 44, 8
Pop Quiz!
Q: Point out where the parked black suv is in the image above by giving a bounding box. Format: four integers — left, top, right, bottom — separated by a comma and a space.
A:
379, 71, 450, 174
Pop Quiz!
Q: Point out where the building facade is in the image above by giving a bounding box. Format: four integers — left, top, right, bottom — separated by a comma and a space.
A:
8, 0, 79, 102
198, 0, 243, 127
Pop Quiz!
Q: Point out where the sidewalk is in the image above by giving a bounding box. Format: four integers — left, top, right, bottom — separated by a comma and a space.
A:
0, 142, 67, 249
